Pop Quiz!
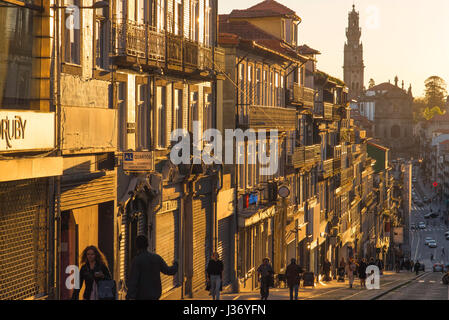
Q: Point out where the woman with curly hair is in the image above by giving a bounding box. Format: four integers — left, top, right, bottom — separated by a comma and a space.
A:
72, 245, 112, 300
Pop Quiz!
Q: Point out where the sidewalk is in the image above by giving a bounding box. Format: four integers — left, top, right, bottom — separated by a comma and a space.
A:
183, 271, 424, 300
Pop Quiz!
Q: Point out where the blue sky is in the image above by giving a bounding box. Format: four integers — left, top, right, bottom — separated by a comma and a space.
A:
218, 0, 449, 97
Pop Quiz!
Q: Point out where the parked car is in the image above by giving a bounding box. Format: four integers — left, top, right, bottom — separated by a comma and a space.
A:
425, 237, 434, 245
418, 222, 426, 229
445, 231, 449, 237
428, 241, 438, 248
430, 212, 439, 218
424, 213, 432, 219
433, 263, 444, 272
411, 223, 417, 230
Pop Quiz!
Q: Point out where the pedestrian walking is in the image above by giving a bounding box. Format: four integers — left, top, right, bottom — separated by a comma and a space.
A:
338, 258, 346, 282
206, 252, 224, 300
368, 257, 375, 266
322, 259, 332, 282
72, 246, 112, 300
286, 258, 301, 300
442, 248, 445, 256
431, 253, 434, 261
375, 258, 384, 275
126, 235, 178, 300
257, 258, 274, 300
358, 258, 368, 289
346, 258, 357, 289
414, 261, 421, 275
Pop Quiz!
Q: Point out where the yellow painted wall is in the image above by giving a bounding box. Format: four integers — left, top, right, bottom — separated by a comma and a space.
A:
72, 205, 99, 299
231, 17, 282, 40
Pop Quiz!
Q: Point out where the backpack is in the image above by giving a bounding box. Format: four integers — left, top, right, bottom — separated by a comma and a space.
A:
97, 279, 117, 300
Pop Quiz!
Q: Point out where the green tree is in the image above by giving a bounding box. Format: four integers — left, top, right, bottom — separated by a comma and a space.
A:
422, 106, 446, 121
424, 76, 447, 109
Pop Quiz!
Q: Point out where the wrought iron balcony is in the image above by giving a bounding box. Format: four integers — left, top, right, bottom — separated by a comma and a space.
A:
112, 20, 222, 74
237, 105, 297, 130
305, 145, 321, 165
113, 20, 165, 63
183, 39, 199, 69
323, 159, 334, 178
314, 101, 333, 120
286, 83, 315, 109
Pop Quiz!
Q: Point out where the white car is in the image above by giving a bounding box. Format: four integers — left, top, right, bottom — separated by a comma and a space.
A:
428, 241, 437, 248
418, 222, 426, 229
424, 237, 434, 245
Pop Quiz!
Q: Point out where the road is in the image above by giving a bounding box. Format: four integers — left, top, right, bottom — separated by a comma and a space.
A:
378, 272, 449, 300
410, 165, 449, 270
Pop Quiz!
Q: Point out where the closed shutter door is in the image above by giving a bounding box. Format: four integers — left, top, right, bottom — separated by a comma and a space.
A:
192, 195, 211, 292
217, 215, 232, 286
61, 172, 115, 211
155, 210, 179, 294
0, 179, 49, 300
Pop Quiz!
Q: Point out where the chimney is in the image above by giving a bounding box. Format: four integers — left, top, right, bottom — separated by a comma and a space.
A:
402, 80, 404, 90
394, 76, 398, 87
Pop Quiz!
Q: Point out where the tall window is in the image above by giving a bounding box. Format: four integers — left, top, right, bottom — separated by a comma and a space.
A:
247, 141, 256, 188
137, 84, 150, 149
174, 0, 182, 35
191, 0, 199, 41
269, 71, 273, 106
95, 8, 108, 69
156, 86, 166, 148
117, 82, 127, 150
64, 0, 81, 64
204, 0, 213, 46
237, 141, 245, 190
157, 0, 165, 31
273, 72, 281, 106
247, 65, 253, 105
256, 68, 261, 105
190, 90, 199, 124
203, 91, 213, 131
173, 88, 183, 130
239, 63, 245, 105
263, 70, 267, 106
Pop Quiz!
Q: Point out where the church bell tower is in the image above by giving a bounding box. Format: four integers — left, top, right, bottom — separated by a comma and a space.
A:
344, 5, 365, 101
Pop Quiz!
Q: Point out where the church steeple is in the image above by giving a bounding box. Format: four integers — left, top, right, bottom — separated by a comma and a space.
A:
343, 4, 365, 101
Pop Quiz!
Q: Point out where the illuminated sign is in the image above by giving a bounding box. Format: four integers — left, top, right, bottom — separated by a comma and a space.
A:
0, 111, 55, 152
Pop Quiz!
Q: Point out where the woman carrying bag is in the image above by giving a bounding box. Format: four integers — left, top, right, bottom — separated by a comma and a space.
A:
72, 245, 115, 300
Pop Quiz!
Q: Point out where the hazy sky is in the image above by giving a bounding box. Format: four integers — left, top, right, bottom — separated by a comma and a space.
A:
218, 0, 449, 97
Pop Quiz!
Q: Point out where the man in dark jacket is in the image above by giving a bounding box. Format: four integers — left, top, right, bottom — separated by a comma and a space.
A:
126, 235, 178, 300
414, 261, 421, 275
286, 258, 301, 300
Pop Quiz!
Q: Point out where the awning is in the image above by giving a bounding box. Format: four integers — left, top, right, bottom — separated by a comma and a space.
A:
238, 205, 276, 228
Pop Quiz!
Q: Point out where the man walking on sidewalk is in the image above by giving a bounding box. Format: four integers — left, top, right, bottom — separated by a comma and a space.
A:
257, 258, 274, 300
414, 261, 421, 275
126, 235, 178, 300
286, 258, 301, 300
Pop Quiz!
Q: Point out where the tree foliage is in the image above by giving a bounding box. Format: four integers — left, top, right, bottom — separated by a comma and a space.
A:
424, 76, 447, 109
422, 106, 446, 121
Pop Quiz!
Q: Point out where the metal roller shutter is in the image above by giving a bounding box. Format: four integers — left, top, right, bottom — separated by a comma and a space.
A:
0, 179, 49, 300
60, 172, 115, 211
155, 210, 179, 294
217, 215, 232, 286
192, 195, 211, 293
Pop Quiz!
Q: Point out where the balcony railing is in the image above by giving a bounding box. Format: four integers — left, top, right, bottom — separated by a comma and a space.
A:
237, 105, 297, 130
286, 83, 315, 108
183, 39, 199, 69
167, 34, 183, 66
323, 159, 334, 178
112, 20, 222, 73
305, 145, 321, 164
341, 167, 354, 185
314, 102, 333, 120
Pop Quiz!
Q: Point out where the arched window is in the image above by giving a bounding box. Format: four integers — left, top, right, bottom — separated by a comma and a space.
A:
391, 125, 401, 139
